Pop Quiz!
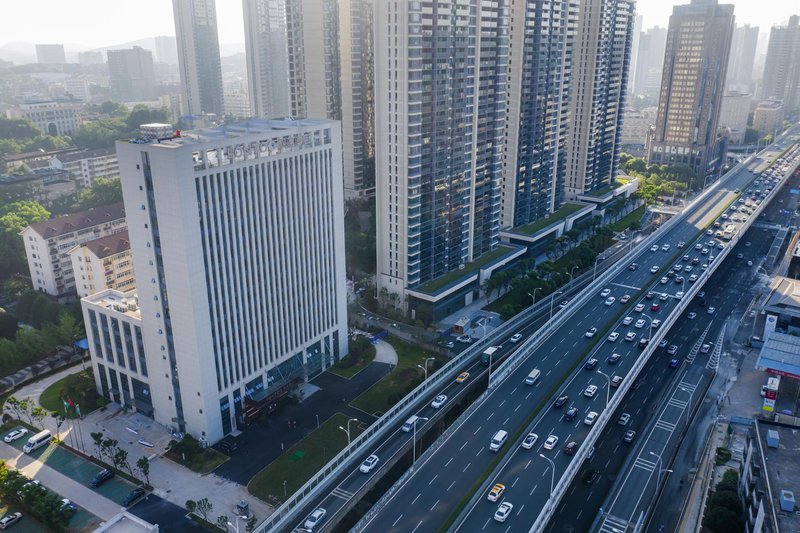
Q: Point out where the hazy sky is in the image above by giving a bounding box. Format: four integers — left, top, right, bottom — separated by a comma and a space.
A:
1, 0, 798, 48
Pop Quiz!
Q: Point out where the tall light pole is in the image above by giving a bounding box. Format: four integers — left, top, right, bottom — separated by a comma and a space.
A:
594, 253, 607, 281
569, 265, 579, 286
641, 313, 654, 346
649, 451, 673, 490
596, 369, 612, 407
540, 454, 556, 494
487, 349, 496, 388
529, 287, 541, 307
338, 418, 359, 444
417, 357, 435, 380
412, 416, 429, 465
550, 290, 564, 319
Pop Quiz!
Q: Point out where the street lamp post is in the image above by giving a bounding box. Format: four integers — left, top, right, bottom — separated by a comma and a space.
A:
338, 418, 359, 444
594, 253, 607, 281
412, 416, 429, 465
550, 290, 564, 319
641, 313, 654, 346
569, 265, 579, 286
487, 349, 496, 388
417, 357, 435, 380
540, 454, 556, 494
596, 369, 612, 407
529, 287, 541, 307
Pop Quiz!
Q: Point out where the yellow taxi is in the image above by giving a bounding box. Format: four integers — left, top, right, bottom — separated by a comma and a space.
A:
455, 371, 470, 384
487, 483, 506, 502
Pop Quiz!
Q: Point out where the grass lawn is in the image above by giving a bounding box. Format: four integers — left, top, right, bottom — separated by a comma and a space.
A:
248, 412, 366, 505
416, 246, 514, 294
513, 203, 587, 236
164, 443, 228, 474
609, 205, 646, 232
350, 337, 443, 416
39, 370, 99, 419
327, 342, 376, 379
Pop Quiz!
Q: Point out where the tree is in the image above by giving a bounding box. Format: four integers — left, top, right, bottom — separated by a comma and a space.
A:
125, 106, 169, 132
55, 311, 82, 346
217, 515, 230, 530
74, 177, 123, 210
245, 516, 257, 532
185, 499, 197, 513
136, 456, 151, 485
0, 117, 41, 140
708, 490, 741, 514
5, 397, 24, 421
51, 412, 64, 441
113, 447, 132, 475
703, 506, 742, 532
195, 497, 213, 521
91, 431, 105, 458
31, 406, 47, 428
0, 313, 17, 340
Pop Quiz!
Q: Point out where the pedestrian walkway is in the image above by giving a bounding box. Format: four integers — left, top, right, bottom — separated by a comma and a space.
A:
0, 441, 120, 521
373, 339, 398, 365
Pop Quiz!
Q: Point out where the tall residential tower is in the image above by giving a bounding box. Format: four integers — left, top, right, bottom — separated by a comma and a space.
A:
762, 15, 800, 116
172, 0, 224, 116
647, 0, 735, 178
243, 0, 292, 118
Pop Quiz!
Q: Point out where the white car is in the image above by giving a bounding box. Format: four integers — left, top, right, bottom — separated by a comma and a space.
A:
509, 333, 523, 343
707, 306, 716, 314
660, 277, 668, 284
652, 319, 662, 329
607, 332, 620, 342
494, 502, 514, 523
661, 244, 670, 251
622, 316, 633, 326
687, 312, 697, 319
304, 508, 327, 530
650, 245, 659, 252
521, 432, 539, 450
689, 274, 698, 282
695, 243, 702, 250
585, 327, 597, 338
431, 394, 447, 409
634, 318, 645, 329
3, 428, 28, 443
456, 335, 473, 344
677, 241, 685, 248
625, 331, 637, 342
543, 435, 559, 450
650, 265, 660, 273
584, 411, 599, 426
584, 385, 598, 398
634, 303, 645, 312
359, 454, 379, 474
618, 413, 631, 426
600, 288, 612, 298
605, 297, 616, 306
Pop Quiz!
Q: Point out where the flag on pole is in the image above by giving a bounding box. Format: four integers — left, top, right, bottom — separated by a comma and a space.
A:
68, 398, 75, 408
76, 404, 81, 418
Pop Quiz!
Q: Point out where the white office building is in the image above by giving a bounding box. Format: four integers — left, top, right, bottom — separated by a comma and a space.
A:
6, 100, 82, 137
112, 118, 347, 442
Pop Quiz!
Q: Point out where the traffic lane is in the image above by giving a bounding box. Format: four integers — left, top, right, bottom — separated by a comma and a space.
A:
545, 226, 774, 531
363, 158, 773, 531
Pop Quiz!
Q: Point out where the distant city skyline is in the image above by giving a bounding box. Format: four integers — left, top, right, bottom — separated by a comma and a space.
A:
1, 0, 798, 50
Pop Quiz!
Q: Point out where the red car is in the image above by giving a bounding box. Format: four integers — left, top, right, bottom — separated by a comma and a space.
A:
650, 303, 660, 312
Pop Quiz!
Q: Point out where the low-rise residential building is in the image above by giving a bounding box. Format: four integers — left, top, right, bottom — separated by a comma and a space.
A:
5, 100, 82, 136
57, 148, 119, 187
68, 231, 135, 298
20, 202, 127, 300
753, 100, 785, 137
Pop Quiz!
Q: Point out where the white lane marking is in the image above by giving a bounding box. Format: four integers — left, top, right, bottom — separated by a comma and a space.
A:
473, 426, 482, 435
463, 462, 471, 473
517, 504, 526, 516
530, 483, 539, 496
411, 520, 423, 533
392, 514, 404, 527
487, 413, 494, 421
503, 417, 510, 425
525, 459, 531, 470
448, 480, 456, 491
428, 474, 438, 485
445, 457, 454, 467
430, 499, 439, 511
482, 518, 491, 530
511, 387, 518, 395
526, 392, 532, 400
460, 441, 468, 451
412, 494, 421, 505
512, 476, 519, 488
476, 448, 482, 457
514, 404, 521, 412
499, 400, 506, 407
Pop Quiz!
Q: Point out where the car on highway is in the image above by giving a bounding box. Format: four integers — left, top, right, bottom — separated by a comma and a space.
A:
600, 288, 611, 297
563, 441, 578, 455
708, 306, 716, 314
678, 241, 686, 248
622, 316, 634, 325
674, 275, 684, 284
431, 394, 448, 409
695, 243, 703, 250
658, 339, 669, 348
635, 303, 645, 312
683, 254, 690, 261
607, 332, 619, 342
438, 341, 455, 349
584, 358, 598, 370
662, 244, 670, 251
650, 265, 659, 273
543, 435, 559, 450
583, 469, 602, 485
660, 277, 668, 284
737, 253, 744, 259
605, 297, 616, 306
692, 257, 699, 264
669, 359, 680, 368
747, 260, 753, 266
558, 300, 570, 309
676, 291, 685, 300
700, 343, 711, 354
487, 483, 506, 502
645, 291, 655, 299
304, 508, 327, 530
509, 333, 523, 343
565, 407, 579, 421
652, 319, 662, 328
585, 327, 598, 338
706, 229, 713, 235
623, 430, 636, 443
650, 303, 660, 312
608, 353, 623, 365
687, 312, 697, 319
4, 428, 28, 443
650, 245, 659, 252
122, 487, 146, 507
638, 337, 649, 349
0, 512, 22, 530
611, 375, 624, 388
667, 345, 678, 355
620, 294, 630, 304
455, 372, 470, 384
701, 247, 709, 255
624, 332, 636, 343
521, 433, 538, 450
456, 335, 473, 344
554, 395, 569, 408
584, 411, 599, 425
584, 385, 598, 398
629, 263, 639, 271
618, 413, 631, 426
634, 318, 645, 329
494, 502, 514, 523
359, 454, 379, 473
684, 265, 693, 272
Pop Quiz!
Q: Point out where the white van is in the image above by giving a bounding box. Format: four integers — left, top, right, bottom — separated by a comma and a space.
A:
525, 368, 541, 385
489, 430, 508, 451
401, 415, 420, 433
23, 429, 52, 454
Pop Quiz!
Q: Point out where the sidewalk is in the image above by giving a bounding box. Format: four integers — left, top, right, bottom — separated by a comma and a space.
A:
0, 441, 121, 521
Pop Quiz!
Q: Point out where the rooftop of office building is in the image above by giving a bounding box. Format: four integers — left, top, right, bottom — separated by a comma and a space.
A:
82, 288, 140, 320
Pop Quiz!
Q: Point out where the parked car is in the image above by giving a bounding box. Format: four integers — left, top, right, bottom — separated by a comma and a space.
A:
122, 488, 146, 507
59, 499, 77, 513
90, 469, 114, 488
3, 429, 28, 443
0, 512, 22, 530
456, 335, 473, 344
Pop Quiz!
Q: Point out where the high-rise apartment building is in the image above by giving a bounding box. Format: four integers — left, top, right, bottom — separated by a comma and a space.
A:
78, 51, 104, 65
154, 36, 179, 66
501, 0, 575, 227
628, 15, 642, 96
245, 0, 376, 197
762, 15, 800, 116
172, 0, 224, 116
107, 119, 347, 441
36, 44, 66, 65
375, 1, 507, 310
243, 0, 292, 119
647, 0, 735, 178
719, 91, 752, 144
632, 26, 667, 97
107, 47, 157, 102
726, 24, 759, 92
564, 0, 635, 198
